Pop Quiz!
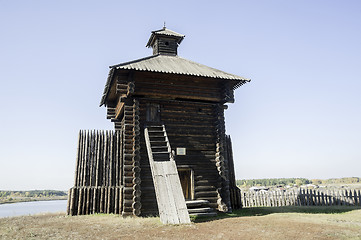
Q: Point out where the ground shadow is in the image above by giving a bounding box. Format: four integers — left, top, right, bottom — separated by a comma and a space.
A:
191, 206, 361, 223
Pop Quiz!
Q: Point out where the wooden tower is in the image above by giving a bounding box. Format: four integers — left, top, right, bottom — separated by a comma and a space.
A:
67, 27, 250, 221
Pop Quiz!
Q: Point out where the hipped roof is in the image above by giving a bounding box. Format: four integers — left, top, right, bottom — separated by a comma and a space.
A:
146, 27, 185, 47
111, 54, 249, 81
100, 54, 250, 106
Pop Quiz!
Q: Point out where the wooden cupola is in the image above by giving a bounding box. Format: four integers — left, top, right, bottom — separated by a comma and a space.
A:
146, 27, 185, 56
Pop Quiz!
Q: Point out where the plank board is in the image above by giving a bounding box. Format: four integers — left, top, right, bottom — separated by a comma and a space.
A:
145, 126, 190, 224
152, 161, 190, 224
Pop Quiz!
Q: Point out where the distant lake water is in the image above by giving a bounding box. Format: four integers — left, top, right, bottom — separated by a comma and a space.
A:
0, 200, 67, 218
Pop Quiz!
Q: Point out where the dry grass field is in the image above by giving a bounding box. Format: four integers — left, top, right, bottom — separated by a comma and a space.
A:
1, 206, 361, 240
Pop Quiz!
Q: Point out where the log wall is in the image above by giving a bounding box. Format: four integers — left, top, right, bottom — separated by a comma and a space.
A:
138, 99, 228, 214
134, 72, 225, 103
215, 104, 231, 212
120, 99, 142, 216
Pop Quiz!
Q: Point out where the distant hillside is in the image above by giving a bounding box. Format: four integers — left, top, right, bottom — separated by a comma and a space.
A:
237, 177, 361, 187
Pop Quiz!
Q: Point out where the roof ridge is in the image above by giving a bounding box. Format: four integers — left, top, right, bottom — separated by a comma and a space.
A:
151, 28, 185, 37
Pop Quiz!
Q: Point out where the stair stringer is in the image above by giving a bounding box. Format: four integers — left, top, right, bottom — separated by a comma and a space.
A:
144, 125, 191, 224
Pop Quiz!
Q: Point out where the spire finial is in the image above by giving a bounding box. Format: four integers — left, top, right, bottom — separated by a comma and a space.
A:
163, 21, 166, 29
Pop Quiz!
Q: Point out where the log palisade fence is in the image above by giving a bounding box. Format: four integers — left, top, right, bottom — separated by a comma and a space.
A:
67, 130, 125, 216
241, 189, 361, 208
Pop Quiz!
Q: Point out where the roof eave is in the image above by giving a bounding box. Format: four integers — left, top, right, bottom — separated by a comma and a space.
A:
233, 78, 251, 90
99, 68, 116, 107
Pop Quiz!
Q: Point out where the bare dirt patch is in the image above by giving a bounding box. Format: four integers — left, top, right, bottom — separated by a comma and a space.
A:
1, 207, 361, 240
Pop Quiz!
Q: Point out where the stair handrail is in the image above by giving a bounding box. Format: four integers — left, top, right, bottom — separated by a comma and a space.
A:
161, 125, 174, 161
144, 127, 154, 164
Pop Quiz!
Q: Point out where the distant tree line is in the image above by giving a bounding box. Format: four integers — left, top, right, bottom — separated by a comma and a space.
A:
237, 178, 310, 187
311, 177, 360, 185
237, 177, 360, 187
0, 190, 67, 198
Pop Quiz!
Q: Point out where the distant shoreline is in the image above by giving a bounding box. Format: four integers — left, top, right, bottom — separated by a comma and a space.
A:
0, 196, 68, 205
0, 190, 68, 205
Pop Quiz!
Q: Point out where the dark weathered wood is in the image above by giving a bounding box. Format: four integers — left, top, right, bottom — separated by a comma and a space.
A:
69, 29, 244, 219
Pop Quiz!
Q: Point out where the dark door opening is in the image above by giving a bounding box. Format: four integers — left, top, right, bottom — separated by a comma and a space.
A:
178, 168, 194, 200
146, 103, 161, 123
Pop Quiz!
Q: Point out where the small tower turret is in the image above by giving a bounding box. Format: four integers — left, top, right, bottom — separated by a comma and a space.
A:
146, 27, 185, 56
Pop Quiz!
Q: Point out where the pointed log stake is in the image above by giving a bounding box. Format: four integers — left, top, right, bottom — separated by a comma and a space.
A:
74, 131, 81, 186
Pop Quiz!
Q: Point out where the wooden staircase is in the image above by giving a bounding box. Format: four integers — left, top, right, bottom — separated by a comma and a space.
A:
145, 124, 191, 224
186, 200, 217, 217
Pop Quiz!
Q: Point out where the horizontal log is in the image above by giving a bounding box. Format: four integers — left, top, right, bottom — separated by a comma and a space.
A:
195, 185, 216, 191
140, 210, 158, 216
195, 191, 218, 198
122, 207, 134, 213
135, 79, 220, 92
134, 90, 221, 103
123, 199, 134, 205
196, 180, 219, 186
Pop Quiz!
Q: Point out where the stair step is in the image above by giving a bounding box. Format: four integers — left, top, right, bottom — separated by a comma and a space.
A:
150, 141, 168, 148
189, 212, 217, 217
150, 139, 166, 142
152, 146, 168, 152
186, 200, 210, 208
152, 149, 169, 153
154, 156, 170, 161
149, 132, 165, 136
188, 207, 213, 214
147, 127, 164, 131
153, 152, 170, 154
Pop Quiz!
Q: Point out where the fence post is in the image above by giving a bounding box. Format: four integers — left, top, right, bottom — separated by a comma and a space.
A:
280, 191, 284, 207
293, 189, 297, 206
348, 189, 354, 206
267, 191, 271, 207
345, 190, 349, 206
286, 190, 290, 206
352, 189, 356, 206
325, 190, 329, 206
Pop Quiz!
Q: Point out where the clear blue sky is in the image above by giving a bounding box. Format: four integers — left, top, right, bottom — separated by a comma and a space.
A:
1, 1, 360, 190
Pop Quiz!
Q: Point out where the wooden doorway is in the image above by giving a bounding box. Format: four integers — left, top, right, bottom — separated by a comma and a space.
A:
177, 168, 194, 200
146, 103, 161, 123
